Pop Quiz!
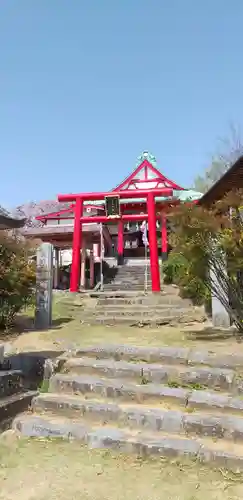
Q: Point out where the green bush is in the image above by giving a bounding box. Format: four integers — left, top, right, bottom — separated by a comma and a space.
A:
163, 252, 209, 307
0, 232, 35, 329
162, 252, 187, 284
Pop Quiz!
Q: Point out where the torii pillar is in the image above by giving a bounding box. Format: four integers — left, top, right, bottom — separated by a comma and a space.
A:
70, 197, 83, 292
147, 192, 160, 292
117, 220, 124, 265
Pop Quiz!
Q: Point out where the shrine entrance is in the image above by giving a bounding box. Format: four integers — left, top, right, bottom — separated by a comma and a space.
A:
58, 188, 173, 293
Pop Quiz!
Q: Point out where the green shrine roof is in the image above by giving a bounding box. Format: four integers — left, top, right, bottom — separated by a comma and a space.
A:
83, 151, 203, 205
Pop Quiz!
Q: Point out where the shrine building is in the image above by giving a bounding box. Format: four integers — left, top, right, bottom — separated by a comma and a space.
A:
24, 152, 202, 292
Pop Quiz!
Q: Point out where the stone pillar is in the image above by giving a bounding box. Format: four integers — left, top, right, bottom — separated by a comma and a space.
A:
210, 266, 230, 328
35, 243, 53, 329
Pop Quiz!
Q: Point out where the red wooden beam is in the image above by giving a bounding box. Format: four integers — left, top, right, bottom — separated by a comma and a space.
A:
79, 214, 160, 224
58, 188, 173, 203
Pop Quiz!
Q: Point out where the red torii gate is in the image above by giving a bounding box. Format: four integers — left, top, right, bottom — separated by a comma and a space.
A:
58, 187, 173, 293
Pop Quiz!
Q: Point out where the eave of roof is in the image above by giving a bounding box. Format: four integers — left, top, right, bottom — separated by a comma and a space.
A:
0, 215, 26, 229
22, 223, 101, 237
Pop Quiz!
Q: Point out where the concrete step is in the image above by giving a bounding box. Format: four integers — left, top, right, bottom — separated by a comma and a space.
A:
13, 412, 243, 471
74, 344, 243, 369
0, 390, 38, 430
33, 393, 243, 442
62, 357, 235, 391
0, 370, 23, 397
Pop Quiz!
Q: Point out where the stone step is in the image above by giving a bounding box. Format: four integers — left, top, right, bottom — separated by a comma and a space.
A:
90, 291, 147, 298
49, 373, 243, 408
13, 413, 243, 471
95, 304, 192, 311
104, 285, 152, 290
109, 275, 151, 279
74, 344, 243, 370
106, 284, 152, 288
91, 308, 192, 318
62, 357, 235, 391
115, 272, 151, 276
35, 389, 243, 417
114, 277, 151, 280
103, 286, 151, 291
0, 390, 38, 430
97, 296, 192, 306
0, 370, 23, 397
90, 289, 179, 298
33, 393, 243, 442
87, 315, 199, 325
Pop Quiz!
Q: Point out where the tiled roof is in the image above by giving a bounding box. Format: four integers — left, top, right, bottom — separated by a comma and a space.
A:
0, 205, 26, 229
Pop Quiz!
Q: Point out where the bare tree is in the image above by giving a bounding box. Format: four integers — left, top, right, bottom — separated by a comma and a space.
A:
194, 124, 243, 193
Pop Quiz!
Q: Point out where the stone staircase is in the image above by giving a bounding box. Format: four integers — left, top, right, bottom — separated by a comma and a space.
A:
83, 285, 205, 325
13, 343, 243, 470
0, 345, 37, 430
103, 264, 152, 291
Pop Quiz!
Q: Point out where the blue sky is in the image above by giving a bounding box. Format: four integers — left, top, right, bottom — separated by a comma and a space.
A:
0, 1, 243, 208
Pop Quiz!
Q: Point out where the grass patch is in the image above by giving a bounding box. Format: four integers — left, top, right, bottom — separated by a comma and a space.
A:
167, 380, 207, 391
0, 434, 242, 500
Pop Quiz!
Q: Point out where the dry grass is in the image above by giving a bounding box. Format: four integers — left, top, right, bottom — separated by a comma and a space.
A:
2, 294, 243, 353
0, 432, 243, 500
4, 292, 243, 357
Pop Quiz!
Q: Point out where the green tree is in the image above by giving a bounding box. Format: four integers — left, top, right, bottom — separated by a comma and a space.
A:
168, 189, 243, 332
0, 231, 35, 329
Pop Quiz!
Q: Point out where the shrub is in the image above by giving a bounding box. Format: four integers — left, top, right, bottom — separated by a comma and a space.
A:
0, 231, 35, 329
162, 252, 187, 285
163, 251, 209, 306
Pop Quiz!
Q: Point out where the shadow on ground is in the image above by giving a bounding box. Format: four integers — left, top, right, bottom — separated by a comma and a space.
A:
0, 315, 75, 345
186, 326, 242, 343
